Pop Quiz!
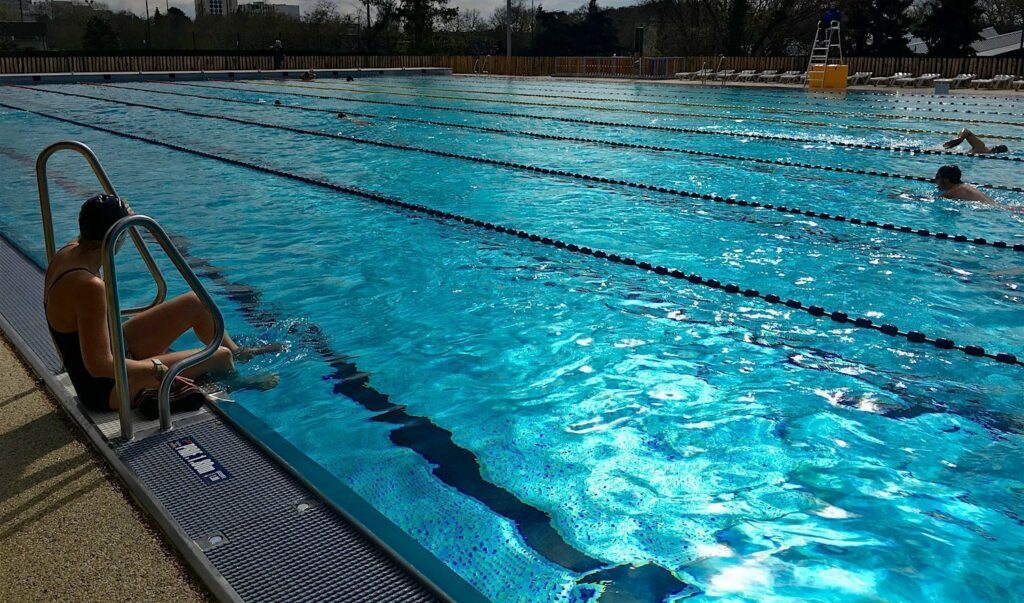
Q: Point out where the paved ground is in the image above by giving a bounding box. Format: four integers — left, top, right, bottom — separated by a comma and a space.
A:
0, 334, 209, 603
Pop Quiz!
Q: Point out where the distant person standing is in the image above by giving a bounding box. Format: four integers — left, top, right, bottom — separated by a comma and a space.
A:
271, 40, 285, 70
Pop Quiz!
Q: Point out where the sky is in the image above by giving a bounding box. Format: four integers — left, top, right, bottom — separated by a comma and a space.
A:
97, 0, 638, 20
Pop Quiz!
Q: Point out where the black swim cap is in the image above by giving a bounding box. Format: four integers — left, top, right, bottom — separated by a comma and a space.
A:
79, 194, 129, 241
936, 165, 962, 184
991, 145, 1008, 154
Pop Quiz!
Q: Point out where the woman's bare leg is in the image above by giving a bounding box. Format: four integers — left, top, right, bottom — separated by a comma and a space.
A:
123, 292, 241, 359
109, 346, 234, 409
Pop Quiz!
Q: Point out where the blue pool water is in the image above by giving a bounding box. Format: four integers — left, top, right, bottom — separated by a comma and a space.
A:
1, 76, 1023, 602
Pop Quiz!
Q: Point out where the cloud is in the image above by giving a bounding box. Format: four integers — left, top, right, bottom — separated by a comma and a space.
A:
101, 0, 636, 20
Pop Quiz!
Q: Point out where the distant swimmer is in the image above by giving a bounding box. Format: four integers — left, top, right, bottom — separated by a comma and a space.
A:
346, 76, 355, 82
942, 128, 1009, 155
301, 69, 316, 82
336, 112, 370, 126
274, 100, 283, 106
933, 165, 1021, 212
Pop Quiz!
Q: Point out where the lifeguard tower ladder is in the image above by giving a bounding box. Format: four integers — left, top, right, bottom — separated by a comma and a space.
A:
806, 19, 847, 90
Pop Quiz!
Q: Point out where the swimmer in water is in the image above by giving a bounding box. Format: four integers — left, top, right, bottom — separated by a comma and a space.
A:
942, 128, 1009, 155
933, 165, 1021, 212
336, 112, 370, 126
301, 69, 316, 81
274, 100, 282, 106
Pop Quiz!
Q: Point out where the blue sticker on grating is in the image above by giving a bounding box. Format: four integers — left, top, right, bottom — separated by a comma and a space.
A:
169, 437, 232, 484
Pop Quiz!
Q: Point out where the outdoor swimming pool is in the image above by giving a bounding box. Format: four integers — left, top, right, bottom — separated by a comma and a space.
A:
1, 75, 1022, 602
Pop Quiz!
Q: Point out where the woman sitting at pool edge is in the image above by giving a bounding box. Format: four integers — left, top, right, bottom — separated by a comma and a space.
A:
44, 194, 278, 413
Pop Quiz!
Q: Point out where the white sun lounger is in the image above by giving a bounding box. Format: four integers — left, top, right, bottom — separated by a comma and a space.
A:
778, 70, 804, 84
676, 68, 714, 80
869, 72, 912, 86
895, 73, 940, 87
847, 71, 872, 85
755, 70, 779, 82
733, 70, 759, 81
714, 69, 737, 81
949, 73, 976, 88
971, 74, 1014, 89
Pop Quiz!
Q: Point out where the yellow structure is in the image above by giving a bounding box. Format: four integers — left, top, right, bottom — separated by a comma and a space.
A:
807, 64, 848, 90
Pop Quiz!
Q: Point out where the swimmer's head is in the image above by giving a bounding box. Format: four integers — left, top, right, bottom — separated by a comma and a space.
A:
935, 165, 962, 189
274, 100, 282, 106
346, 76, 354, 82
337, 112, 346, 119
991, 144, 1009, 154
79, 194, 131, 245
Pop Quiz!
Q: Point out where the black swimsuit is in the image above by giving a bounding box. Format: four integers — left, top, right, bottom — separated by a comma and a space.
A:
45, 267, 116, 411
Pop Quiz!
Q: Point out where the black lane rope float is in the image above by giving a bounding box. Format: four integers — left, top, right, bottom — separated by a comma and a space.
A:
97, 83, 1024, 195
3, 99, 1021, 368
27, 85, 1024, 252
421, 77, 1024, 118
171, 81, 1024, 164
326, 79, 1024, 127
260, 79, 1024, 142
473, 74, 1024, 107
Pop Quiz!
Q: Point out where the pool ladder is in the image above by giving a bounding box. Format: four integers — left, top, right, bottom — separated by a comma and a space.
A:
37, 140, 225, 441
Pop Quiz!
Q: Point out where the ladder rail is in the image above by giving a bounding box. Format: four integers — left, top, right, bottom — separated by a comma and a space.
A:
36, 141, 168, 316
102, 214, 225, 441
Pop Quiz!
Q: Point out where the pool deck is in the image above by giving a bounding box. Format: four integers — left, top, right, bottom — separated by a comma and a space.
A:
0, 334, 210, 602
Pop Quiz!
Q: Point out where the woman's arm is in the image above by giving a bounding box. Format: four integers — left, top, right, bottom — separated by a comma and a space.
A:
76, 277, 161, 384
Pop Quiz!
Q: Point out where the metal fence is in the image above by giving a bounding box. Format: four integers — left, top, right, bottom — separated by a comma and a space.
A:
1, 53, 1021, 78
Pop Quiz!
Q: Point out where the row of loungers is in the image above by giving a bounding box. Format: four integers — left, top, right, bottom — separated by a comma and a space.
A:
869, 72, 1024, 89
677, 68, 1024, 90
676, 69, 806, 83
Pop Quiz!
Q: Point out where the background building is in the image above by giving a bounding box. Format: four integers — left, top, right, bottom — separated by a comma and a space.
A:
236, 1, 299, 19
0, 21, 47, 48
195, 0, 237, 17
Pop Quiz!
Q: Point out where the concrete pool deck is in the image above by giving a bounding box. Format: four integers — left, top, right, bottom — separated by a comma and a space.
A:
0, 334, 209, 602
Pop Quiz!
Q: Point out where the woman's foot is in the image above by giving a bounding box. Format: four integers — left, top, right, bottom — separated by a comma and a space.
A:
233, 342, 283, 363
225, 372, 280, 393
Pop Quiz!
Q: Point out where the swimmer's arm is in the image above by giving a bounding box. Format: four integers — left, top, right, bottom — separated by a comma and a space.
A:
942, 135, 964, 149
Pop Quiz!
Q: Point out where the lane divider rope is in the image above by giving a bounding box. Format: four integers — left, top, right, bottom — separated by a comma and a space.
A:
473, 74, 1024, 106
438, 78, 1024, 118
102, 82, 1024, 194
26, 85, 1024, 252
259, 79, 1024, 142
328, 78, 1024, 126
171, 81, 1024, 164
3, 98, 1018, 368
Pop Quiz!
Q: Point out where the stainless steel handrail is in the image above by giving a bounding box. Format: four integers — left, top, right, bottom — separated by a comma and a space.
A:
37, 140, 168, 315
102, 215, 225, 441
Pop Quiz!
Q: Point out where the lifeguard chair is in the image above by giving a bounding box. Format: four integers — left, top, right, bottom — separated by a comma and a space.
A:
806, 10, 847, 91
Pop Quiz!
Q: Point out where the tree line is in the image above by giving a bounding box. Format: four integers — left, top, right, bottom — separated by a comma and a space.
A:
1, 0, 1020, 56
